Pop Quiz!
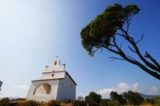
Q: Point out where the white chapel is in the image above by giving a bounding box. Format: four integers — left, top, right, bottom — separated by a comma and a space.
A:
26, 58, 76, 102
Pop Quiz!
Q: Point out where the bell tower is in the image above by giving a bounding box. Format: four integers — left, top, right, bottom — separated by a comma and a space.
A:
26, 57, 76, 102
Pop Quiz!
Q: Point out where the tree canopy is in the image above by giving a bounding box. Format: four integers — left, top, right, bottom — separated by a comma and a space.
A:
110, 91, 126, 105
85, 92, 101, 104
81, 3, 160, 80
123, 91, 144, 105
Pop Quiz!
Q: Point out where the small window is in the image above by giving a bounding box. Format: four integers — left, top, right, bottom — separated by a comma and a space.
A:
54, 61, 57, 65
51, 74, 54, 77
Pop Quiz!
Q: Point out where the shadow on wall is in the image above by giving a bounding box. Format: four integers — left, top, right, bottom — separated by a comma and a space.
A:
33, 83, 51, 95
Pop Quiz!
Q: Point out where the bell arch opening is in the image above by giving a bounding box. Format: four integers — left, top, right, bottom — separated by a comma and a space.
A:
33, 83, 51, 95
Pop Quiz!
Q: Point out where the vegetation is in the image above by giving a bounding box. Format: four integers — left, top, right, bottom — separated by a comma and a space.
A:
0, 98, 10, 106
22, 101, 40, 106
0, 91, 159, 106
85, 92, 101, 104
124, 90, 144, 105
154, 97, 160, 106
48, 100, 60, 106
0, 80, 2, 92
110, 91, 125, 105
84, 91, 158, 106
81, 3, 160, 80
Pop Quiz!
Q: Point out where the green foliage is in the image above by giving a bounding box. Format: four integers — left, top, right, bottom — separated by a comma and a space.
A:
110, 91, 119, 100
72, 101, 87, 106
99, 99, 109, 106
110, 91, 125, 105
154, 97, 160, 106
81, 3, 160, 80
107, 100, 121, 106
123, 90, 144, 105
85, 92, 101, 104
0, 96, 160, 106
84, 91, 150, 106
0, 98, 10, 106
77, 96, 84, 101
81, 3, 140, 55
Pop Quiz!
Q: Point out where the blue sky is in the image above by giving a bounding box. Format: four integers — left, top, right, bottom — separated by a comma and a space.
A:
0, 0, 160, 98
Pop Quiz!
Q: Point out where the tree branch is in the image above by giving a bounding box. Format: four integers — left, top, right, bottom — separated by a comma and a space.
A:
128, 46, 136, 53
123, 54, 160, 80
126, 18, 131, 33
136, 33, 144, 44
109, 56, 124, 61
105, 32, 160, 80
120, 28, 160, 73
145, 51, 160, 68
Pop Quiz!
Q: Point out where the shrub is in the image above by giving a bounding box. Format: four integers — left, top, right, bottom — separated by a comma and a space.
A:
85, 92, 101, 104
22, 100, 40, 106
154, 97, 160, 106
107, 100, 122, 106
99, 99, 109, 106
72, 101, 87, 106
0, 98, 10, 106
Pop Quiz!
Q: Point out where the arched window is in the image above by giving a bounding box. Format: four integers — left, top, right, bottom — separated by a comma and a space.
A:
33, 83, 51, 95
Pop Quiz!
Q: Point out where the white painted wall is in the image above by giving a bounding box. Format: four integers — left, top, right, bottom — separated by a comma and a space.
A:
43, 59, 65, 72
41, 71, 65, 80
26, 72, 76, 102
26, 80, 59, 102
57, 73, 76, 100
26, 59, 76, 102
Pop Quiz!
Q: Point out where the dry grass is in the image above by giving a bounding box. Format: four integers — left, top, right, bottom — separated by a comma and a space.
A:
140, 103, 153, 106
1, 98, 159, 106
